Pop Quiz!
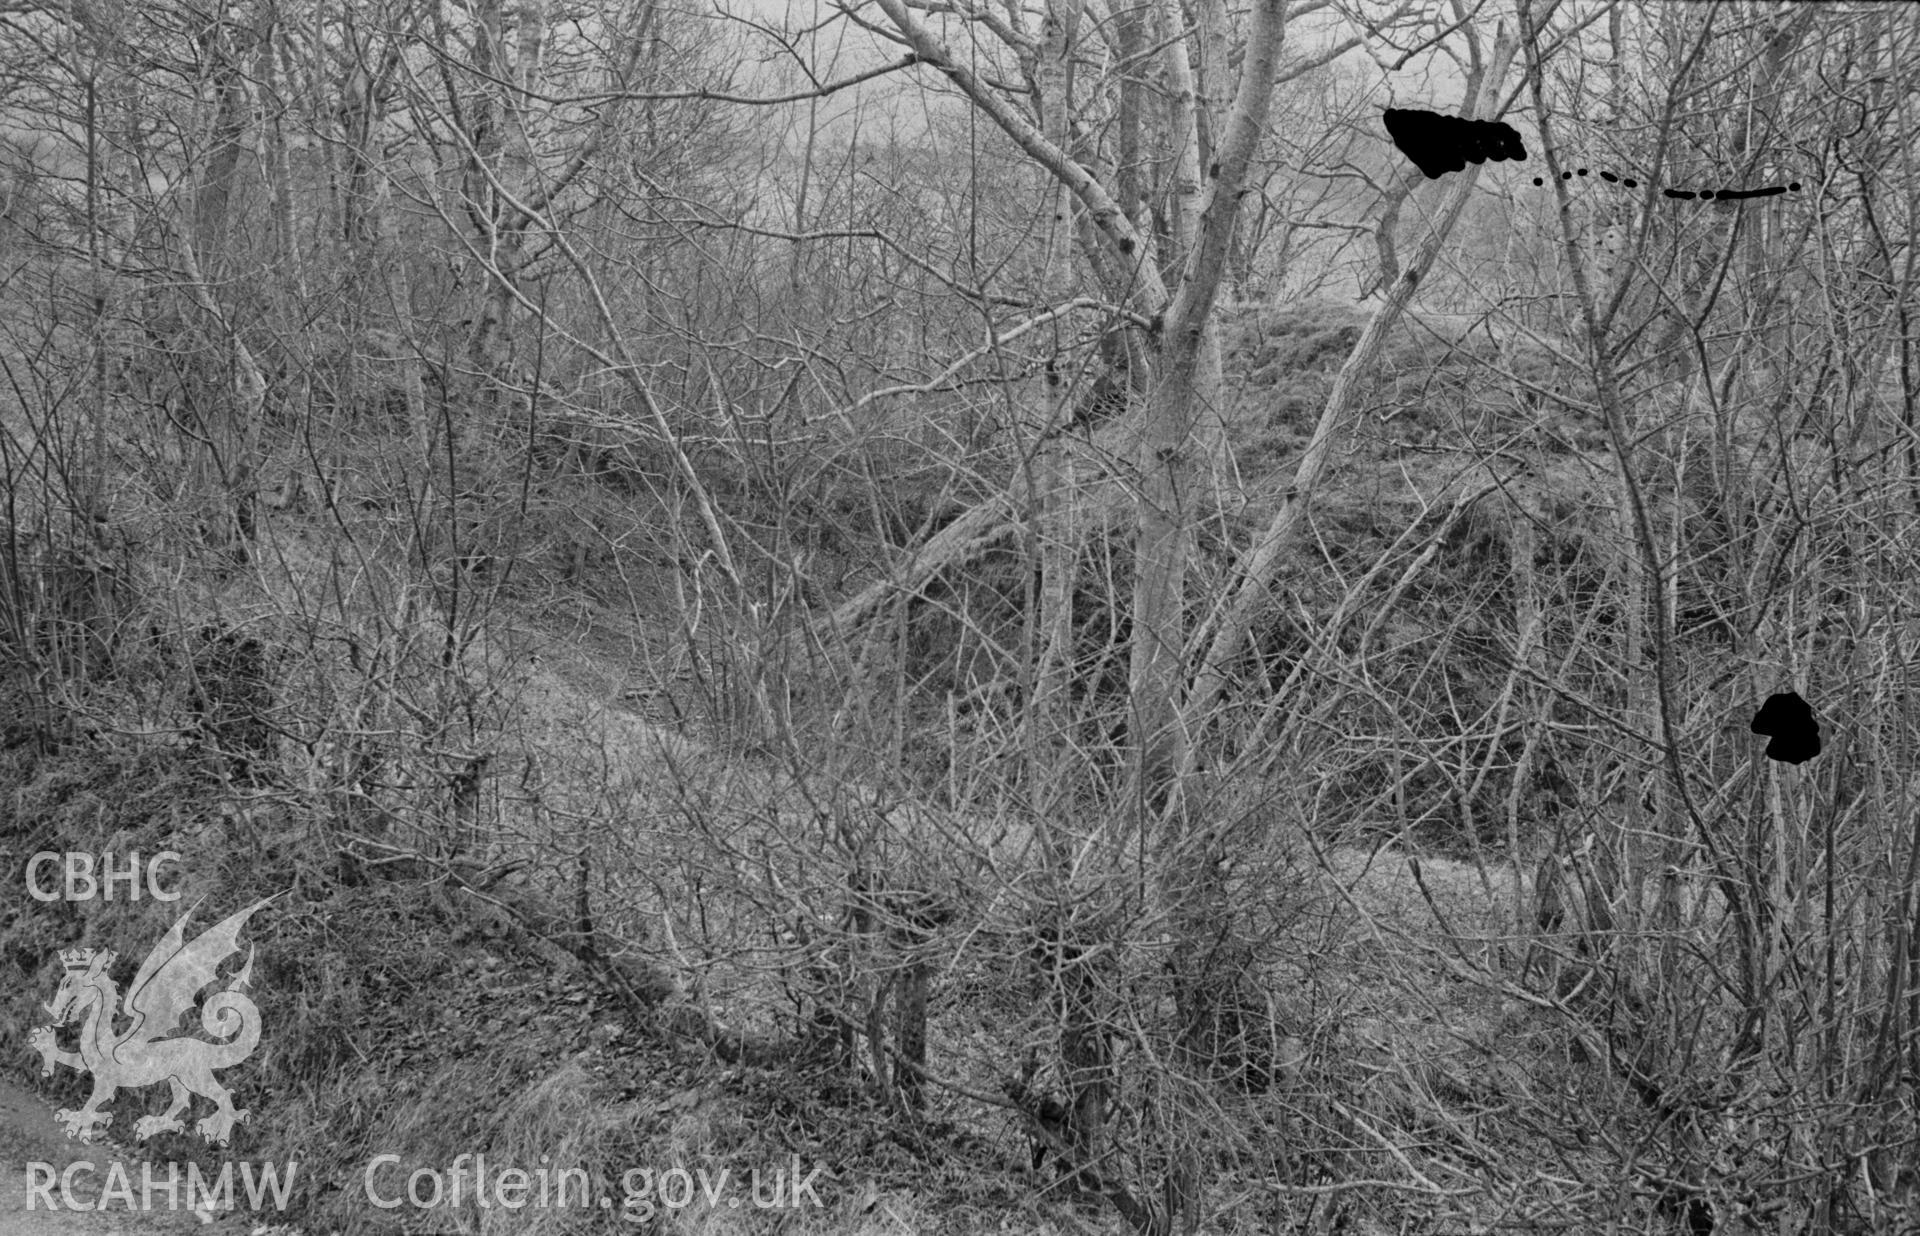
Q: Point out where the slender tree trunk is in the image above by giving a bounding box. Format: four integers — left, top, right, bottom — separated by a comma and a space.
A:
192, 10, 257, 283
1034, 0, 1086, 792
1126, 0, 1290, 1109
1182, 27, 1516, 760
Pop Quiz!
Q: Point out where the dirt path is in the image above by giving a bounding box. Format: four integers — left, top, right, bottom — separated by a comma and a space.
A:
0, 1073, 272, 1236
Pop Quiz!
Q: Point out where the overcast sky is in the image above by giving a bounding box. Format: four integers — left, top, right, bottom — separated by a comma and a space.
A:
709, 0, 1476, 161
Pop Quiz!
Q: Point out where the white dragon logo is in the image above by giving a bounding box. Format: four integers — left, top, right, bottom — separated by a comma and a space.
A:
29, 896, 274, 1147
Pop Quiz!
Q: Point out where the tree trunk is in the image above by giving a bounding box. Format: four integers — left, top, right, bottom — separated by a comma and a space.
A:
1126, 0, 1290, 1107
1181, 26, 1517, 759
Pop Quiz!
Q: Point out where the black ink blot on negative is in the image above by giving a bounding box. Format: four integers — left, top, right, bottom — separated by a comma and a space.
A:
1750, 691, 1821, 765
1529, 165, 1797, 199
1378, 100, 1806, 199
1382, 108, 1526, 180
1536, 174, 1638, 188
